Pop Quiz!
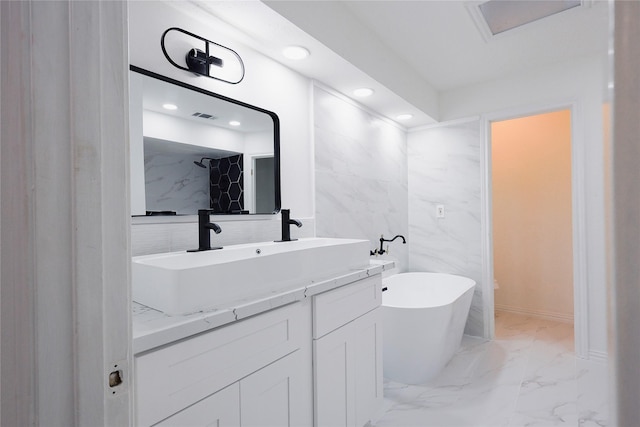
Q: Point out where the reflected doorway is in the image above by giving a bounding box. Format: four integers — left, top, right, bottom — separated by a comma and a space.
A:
254, 156, 275, 213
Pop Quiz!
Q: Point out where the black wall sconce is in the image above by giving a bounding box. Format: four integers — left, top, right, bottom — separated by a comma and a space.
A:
161, 27, 245, 84
186, 48, 223, 75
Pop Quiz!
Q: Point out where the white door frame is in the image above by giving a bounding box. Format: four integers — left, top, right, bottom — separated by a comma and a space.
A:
244, 153, 274, 213
1, 2, 132, 425
480, 101, 589, 358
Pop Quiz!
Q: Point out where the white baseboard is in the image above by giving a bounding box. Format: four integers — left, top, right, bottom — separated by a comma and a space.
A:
588, 350, 608, 362
495, 304, 574, 324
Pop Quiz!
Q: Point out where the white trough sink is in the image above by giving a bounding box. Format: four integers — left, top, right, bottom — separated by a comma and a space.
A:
132, 237, 370, 315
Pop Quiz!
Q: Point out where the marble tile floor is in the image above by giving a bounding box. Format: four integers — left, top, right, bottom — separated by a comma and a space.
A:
374, 311, 609, 427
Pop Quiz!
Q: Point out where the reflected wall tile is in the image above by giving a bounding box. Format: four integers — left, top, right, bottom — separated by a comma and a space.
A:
145, 153, 210, 214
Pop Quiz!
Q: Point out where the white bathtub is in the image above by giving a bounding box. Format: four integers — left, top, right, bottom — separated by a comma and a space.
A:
382, 272, 475, 384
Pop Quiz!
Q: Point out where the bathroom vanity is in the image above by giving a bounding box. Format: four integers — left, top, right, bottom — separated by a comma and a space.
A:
132, 241, 390, 427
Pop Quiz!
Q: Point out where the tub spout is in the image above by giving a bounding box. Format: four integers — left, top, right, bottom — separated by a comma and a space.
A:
376, 234, 407, 255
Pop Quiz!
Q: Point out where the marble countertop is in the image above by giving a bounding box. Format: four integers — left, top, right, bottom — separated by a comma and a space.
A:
133, 259, 394, 355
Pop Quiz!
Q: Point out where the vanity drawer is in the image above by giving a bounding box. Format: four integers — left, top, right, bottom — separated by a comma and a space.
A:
135, 301, 308, 426
313, 275, 381, 339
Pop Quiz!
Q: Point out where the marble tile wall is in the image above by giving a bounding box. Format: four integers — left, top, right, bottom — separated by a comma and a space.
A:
407, 119, 484, 336
314, 86, 409, 271
144, 150, 210, 215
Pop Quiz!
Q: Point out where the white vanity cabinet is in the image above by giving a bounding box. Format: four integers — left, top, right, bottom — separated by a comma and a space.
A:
135, 301, 312, 426
133, 265, 389, 427
312, 275, 384, 427
154, 382, 240, 426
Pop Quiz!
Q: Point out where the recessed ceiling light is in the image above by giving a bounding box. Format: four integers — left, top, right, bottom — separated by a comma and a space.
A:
229, 120, 241, 126
282, 46, 310, 60
353, 88, 374, 97
396, 114, 413, 121
162, 103, 178, 110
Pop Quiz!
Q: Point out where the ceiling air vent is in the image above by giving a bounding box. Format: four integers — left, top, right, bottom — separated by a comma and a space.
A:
191, 112, 218, 120
468, 0, 585, 41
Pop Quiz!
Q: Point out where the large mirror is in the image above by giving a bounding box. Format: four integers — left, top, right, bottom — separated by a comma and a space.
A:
129, 66, 280, 216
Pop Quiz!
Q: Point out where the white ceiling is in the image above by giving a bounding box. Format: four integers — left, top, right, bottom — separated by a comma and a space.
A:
186, 0, 609, 128
339, 0, 609, 91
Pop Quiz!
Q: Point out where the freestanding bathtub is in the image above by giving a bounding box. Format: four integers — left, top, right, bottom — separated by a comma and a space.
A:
382, 272, 476, 384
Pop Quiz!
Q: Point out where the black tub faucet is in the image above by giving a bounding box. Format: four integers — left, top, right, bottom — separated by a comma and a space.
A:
188, 209, 223, 252
371, 234, 406, 256
276, 209, 302, 242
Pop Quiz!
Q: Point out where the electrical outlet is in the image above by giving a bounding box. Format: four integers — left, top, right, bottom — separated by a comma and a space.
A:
436, 204, 445, 218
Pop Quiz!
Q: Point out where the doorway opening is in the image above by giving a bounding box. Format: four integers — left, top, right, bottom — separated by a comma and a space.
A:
254, 156, 275, 213
490, 109, 575, 346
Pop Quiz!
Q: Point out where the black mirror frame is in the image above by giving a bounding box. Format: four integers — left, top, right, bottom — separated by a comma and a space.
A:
129, 65, 281, 215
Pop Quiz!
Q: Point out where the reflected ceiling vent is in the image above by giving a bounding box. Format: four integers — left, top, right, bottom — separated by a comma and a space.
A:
191, 112, 218, 120
468, 0, 585, 41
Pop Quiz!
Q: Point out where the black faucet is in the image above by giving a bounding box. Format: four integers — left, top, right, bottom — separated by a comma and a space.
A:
371, 234, 406, 256
276, 209, 302, 242
187, 209, 223, 252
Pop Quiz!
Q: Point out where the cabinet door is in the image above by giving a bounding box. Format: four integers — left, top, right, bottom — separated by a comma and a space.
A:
313, 275, 381, 339
155, 383, 240, 427
314, 324, 355, 427
314, 308, 383, 427
353, 308, 383, 427
240, 350, 310, 427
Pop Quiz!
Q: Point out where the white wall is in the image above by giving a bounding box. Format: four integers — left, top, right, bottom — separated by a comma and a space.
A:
611, 2, 640, 424
1, 1, 131, 424
128, 1, 315, 253
407, 119, 484, 336
314, 85, 409, 271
